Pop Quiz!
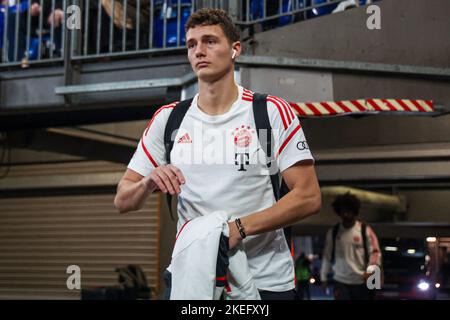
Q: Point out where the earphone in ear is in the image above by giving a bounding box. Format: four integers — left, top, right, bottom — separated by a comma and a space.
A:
231, 49, 236, 59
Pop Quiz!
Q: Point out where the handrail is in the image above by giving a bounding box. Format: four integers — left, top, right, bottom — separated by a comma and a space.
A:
54, 54, 450, 96
55, 71, 197, 95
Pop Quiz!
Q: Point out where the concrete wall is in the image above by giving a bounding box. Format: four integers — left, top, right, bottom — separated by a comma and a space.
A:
401, 190, 450, 223
240, 67, 334, 102
250, 0, 450, 68
0, 55, 189, 109
248, 0, 450, 106
301, 115, 450, 151
240, 0, 450, 229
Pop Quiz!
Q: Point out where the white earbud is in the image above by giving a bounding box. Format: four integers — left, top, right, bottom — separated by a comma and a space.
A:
231, 49, 236, 59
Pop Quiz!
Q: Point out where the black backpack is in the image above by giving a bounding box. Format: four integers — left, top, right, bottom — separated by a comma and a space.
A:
163, 93, 292, 244
115, 265, 153, 299
330, 221, 369, 266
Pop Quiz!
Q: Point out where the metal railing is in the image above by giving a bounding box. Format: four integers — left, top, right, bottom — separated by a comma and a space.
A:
1, 0, 66, 66
0, 0, 375, 67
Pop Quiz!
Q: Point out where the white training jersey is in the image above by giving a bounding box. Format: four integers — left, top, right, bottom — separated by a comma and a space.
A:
128, 85, 314, 292
320, 221, 382, 285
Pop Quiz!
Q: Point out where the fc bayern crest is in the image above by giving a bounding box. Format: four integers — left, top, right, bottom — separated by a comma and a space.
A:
233, 125, 255, 148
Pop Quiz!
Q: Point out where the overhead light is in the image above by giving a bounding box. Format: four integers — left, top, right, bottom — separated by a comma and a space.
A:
417, 281, 430, 291
426, 237, 437, 243
407, 249, 416, 254
309, 278, 316, 284
435, 283, 441, 289
385, 246, 398, 252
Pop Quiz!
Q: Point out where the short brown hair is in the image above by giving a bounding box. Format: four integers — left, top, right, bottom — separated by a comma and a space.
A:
185, 8, 240, 43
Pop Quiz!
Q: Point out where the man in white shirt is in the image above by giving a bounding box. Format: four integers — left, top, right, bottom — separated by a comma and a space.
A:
320, 193, 382, 300
114, 8, 321, 300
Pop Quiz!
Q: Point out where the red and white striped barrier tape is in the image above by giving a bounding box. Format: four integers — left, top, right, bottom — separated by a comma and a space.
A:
289, 99, 434, 117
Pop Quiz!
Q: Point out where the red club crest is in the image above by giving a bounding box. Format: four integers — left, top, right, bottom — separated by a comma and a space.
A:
233, 125, 254, 148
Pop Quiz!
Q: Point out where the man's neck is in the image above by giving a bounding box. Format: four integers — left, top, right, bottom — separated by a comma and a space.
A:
197, 72, 239, 116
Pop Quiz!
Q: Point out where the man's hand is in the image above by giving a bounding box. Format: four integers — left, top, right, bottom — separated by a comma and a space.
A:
47, 9, 64, 27
142, 164, 185, 195
362, 271, 375, 282
30, 3, 41, 16
227, 221, 242, 250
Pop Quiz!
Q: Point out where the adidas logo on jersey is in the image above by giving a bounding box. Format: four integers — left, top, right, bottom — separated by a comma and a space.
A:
177, 133, 192, 144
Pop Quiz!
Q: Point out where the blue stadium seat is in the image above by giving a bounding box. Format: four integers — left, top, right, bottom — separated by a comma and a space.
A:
28, 34, 51, 60
2, 2, 58, 61
307, 0, 373, 18
250, 0, 296, 29
1, 2, 30, 51
306, 0, 339, 18
279, 0, 294, 26
153, 0, 192, 48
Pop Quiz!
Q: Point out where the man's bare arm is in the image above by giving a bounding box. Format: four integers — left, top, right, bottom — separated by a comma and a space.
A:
114, 165, 185, 214
114, 169, 153, 214
229, 160, 321, 247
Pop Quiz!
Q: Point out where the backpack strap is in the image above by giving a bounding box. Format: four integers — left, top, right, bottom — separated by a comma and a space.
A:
331, 223, 340, 265
253, 93, 292, 245
164, 99, 193, 164
163, 99, 193, 220
252, 93, 281, 200
361, 222, 369, 267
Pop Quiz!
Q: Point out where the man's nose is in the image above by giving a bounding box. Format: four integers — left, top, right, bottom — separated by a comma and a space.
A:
195, 43, 206, 57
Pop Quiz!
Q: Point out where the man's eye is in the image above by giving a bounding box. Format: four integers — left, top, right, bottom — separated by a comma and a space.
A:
208, 40, 215, 45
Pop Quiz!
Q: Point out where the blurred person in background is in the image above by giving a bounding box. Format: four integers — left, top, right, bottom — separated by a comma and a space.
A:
97, 0, 149, 52
6, 0, 63, 62
320, 192, 382, 300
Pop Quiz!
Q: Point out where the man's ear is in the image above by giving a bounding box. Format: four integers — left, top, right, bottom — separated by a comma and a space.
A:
231, 41, 241, 59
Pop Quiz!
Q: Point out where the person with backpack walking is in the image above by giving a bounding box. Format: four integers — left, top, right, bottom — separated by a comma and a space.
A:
320, 192, 382, 300
114, 8, 321, 300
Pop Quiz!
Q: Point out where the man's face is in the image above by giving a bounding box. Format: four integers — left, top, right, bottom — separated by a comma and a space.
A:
339, 210, 357, 225
186, 24, 238, 82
